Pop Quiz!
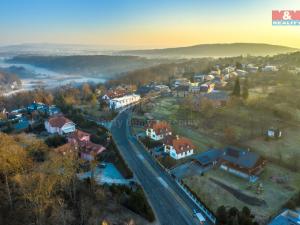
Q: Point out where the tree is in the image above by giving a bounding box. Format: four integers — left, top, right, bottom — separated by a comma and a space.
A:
82, 83, 92, 101
216, 205, 227, 225
236, 62, 243, 70
242, 79, 249, 100
232, 77, 241, 97
0, 133, 29, 208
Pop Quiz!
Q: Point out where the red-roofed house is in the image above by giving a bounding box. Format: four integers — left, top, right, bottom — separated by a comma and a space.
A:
146, 120, 172, 141
45, 115, 76, 135
163, 135, 194, 160
102, 89, 126, 101
67, 129, 106, 161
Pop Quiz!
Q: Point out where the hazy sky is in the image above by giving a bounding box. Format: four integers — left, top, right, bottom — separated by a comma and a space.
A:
1, 0, 300, 49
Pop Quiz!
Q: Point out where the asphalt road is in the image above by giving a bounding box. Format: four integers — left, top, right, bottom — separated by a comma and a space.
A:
111, 109, 213, 225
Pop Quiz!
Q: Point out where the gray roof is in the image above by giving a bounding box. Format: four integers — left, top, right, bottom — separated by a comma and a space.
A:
221, 147, 260, 169
203, 91, 229, 101
192, 149, 223, 165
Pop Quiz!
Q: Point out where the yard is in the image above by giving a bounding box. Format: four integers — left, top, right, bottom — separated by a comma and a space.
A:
183, 163, 300, 224
244, 127, 300, 167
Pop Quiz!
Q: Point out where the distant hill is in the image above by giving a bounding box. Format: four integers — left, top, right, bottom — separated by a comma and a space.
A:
120, 43, 298, 58
7, 55, 171, 77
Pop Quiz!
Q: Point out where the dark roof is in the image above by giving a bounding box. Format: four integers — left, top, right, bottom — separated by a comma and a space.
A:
221, 147, 260, 169
192, 149, 223, 165
202, 91, 229, 101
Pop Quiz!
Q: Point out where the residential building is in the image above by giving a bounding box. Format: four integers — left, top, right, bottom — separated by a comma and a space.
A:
80, 141, 106, 161
146, 120, 172, 141
154, 84, 171, 93
194, 74, 206, 83
45, 115, 76, 135
200, 82, 215, 93
246, 64, 259, 73
219, 147, 266, 182
236, 69, 248, 77
163, 135, 194, 160
192, 149, 223, 167
109, 94, 140, 110
173, 78, 190, 88
222, 66, 235, 74
68, 129, 106, 161
262, 65, 279, 72
201, 91, 229, 107
102, 89, 127, 101
268, 209, 300, 225
267, 128, 282, 139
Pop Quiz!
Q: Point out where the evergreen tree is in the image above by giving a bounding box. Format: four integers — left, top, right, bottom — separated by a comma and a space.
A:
242, 78, 249, 100
232, 77, 241, 97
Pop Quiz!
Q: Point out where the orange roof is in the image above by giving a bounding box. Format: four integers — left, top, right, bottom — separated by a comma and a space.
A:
82, 142, 106, 155
148, 120, 171, 135
69, 129, 90, 141
105, 89, 126, 99
48, 116, 74, 128
163, 136, 194, 154
173, 137, 194, 153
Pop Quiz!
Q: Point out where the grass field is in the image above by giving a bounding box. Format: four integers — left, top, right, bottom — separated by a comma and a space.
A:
183, 164, 300, 224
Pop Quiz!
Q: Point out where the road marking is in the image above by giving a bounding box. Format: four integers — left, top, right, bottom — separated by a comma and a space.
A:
157, 177, 169, 188
137, 153, 144, 160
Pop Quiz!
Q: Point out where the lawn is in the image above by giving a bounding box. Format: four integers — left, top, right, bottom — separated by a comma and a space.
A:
142, 97, 223, 153
183, 163, 300, 224
244, 127, 300, 166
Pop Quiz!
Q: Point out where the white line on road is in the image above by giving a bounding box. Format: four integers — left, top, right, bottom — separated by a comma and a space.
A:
157, 177, 169, 188
137, 153, 144, 160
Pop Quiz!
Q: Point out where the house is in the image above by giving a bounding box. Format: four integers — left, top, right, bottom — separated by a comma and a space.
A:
27, 102, 48, 113
68, 129, 91, 144
163, 135, 194, 160
222, 66, 235, 74
80, 141, 106, 161
154, 84, 171, 93
47, 105, 60, 116
67, 129, 106, 161
262, 65, 278, 72
266, 128, 282, 139
200, 82, 215, 93
201, 91, 229, 107
102, 89, 127, 101
245, 64, 259, 73
219, 147, 266, 182
173, 78, 190, 88
209, 70, 221, 76
192, 149, 223, 167
268, 209, 300, 225
146, 120, 172, 141
45, 115, 76, 135
109, 94, 140, 110
236, 69, 248, 77
194, 74, 206, 83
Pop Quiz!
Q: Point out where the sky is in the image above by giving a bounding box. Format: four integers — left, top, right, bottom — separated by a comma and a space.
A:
0, 0, 300, 49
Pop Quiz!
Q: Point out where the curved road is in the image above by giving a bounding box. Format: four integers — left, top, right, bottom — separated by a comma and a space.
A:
111, 109, 213, 225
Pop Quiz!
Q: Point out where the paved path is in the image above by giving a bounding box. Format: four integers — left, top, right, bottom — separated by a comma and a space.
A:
111, 109, 213, 225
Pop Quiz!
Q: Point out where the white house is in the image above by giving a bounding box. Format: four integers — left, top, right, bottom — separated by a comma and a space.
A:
236, 69, 248, 77
262, 65, 278, 72
45, 115, 76, 135
109, 94, 140, 110
163, 135, 194, 160
146, 120, 172, 141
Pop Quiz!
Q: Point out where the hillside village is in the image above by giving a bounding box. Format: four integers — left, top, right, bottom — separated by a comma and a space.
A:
0, 56, 300, 225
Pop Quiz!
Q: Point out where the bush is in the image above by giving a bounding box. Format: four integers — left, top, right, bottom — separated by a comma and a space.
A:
45, 135, 67, 147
